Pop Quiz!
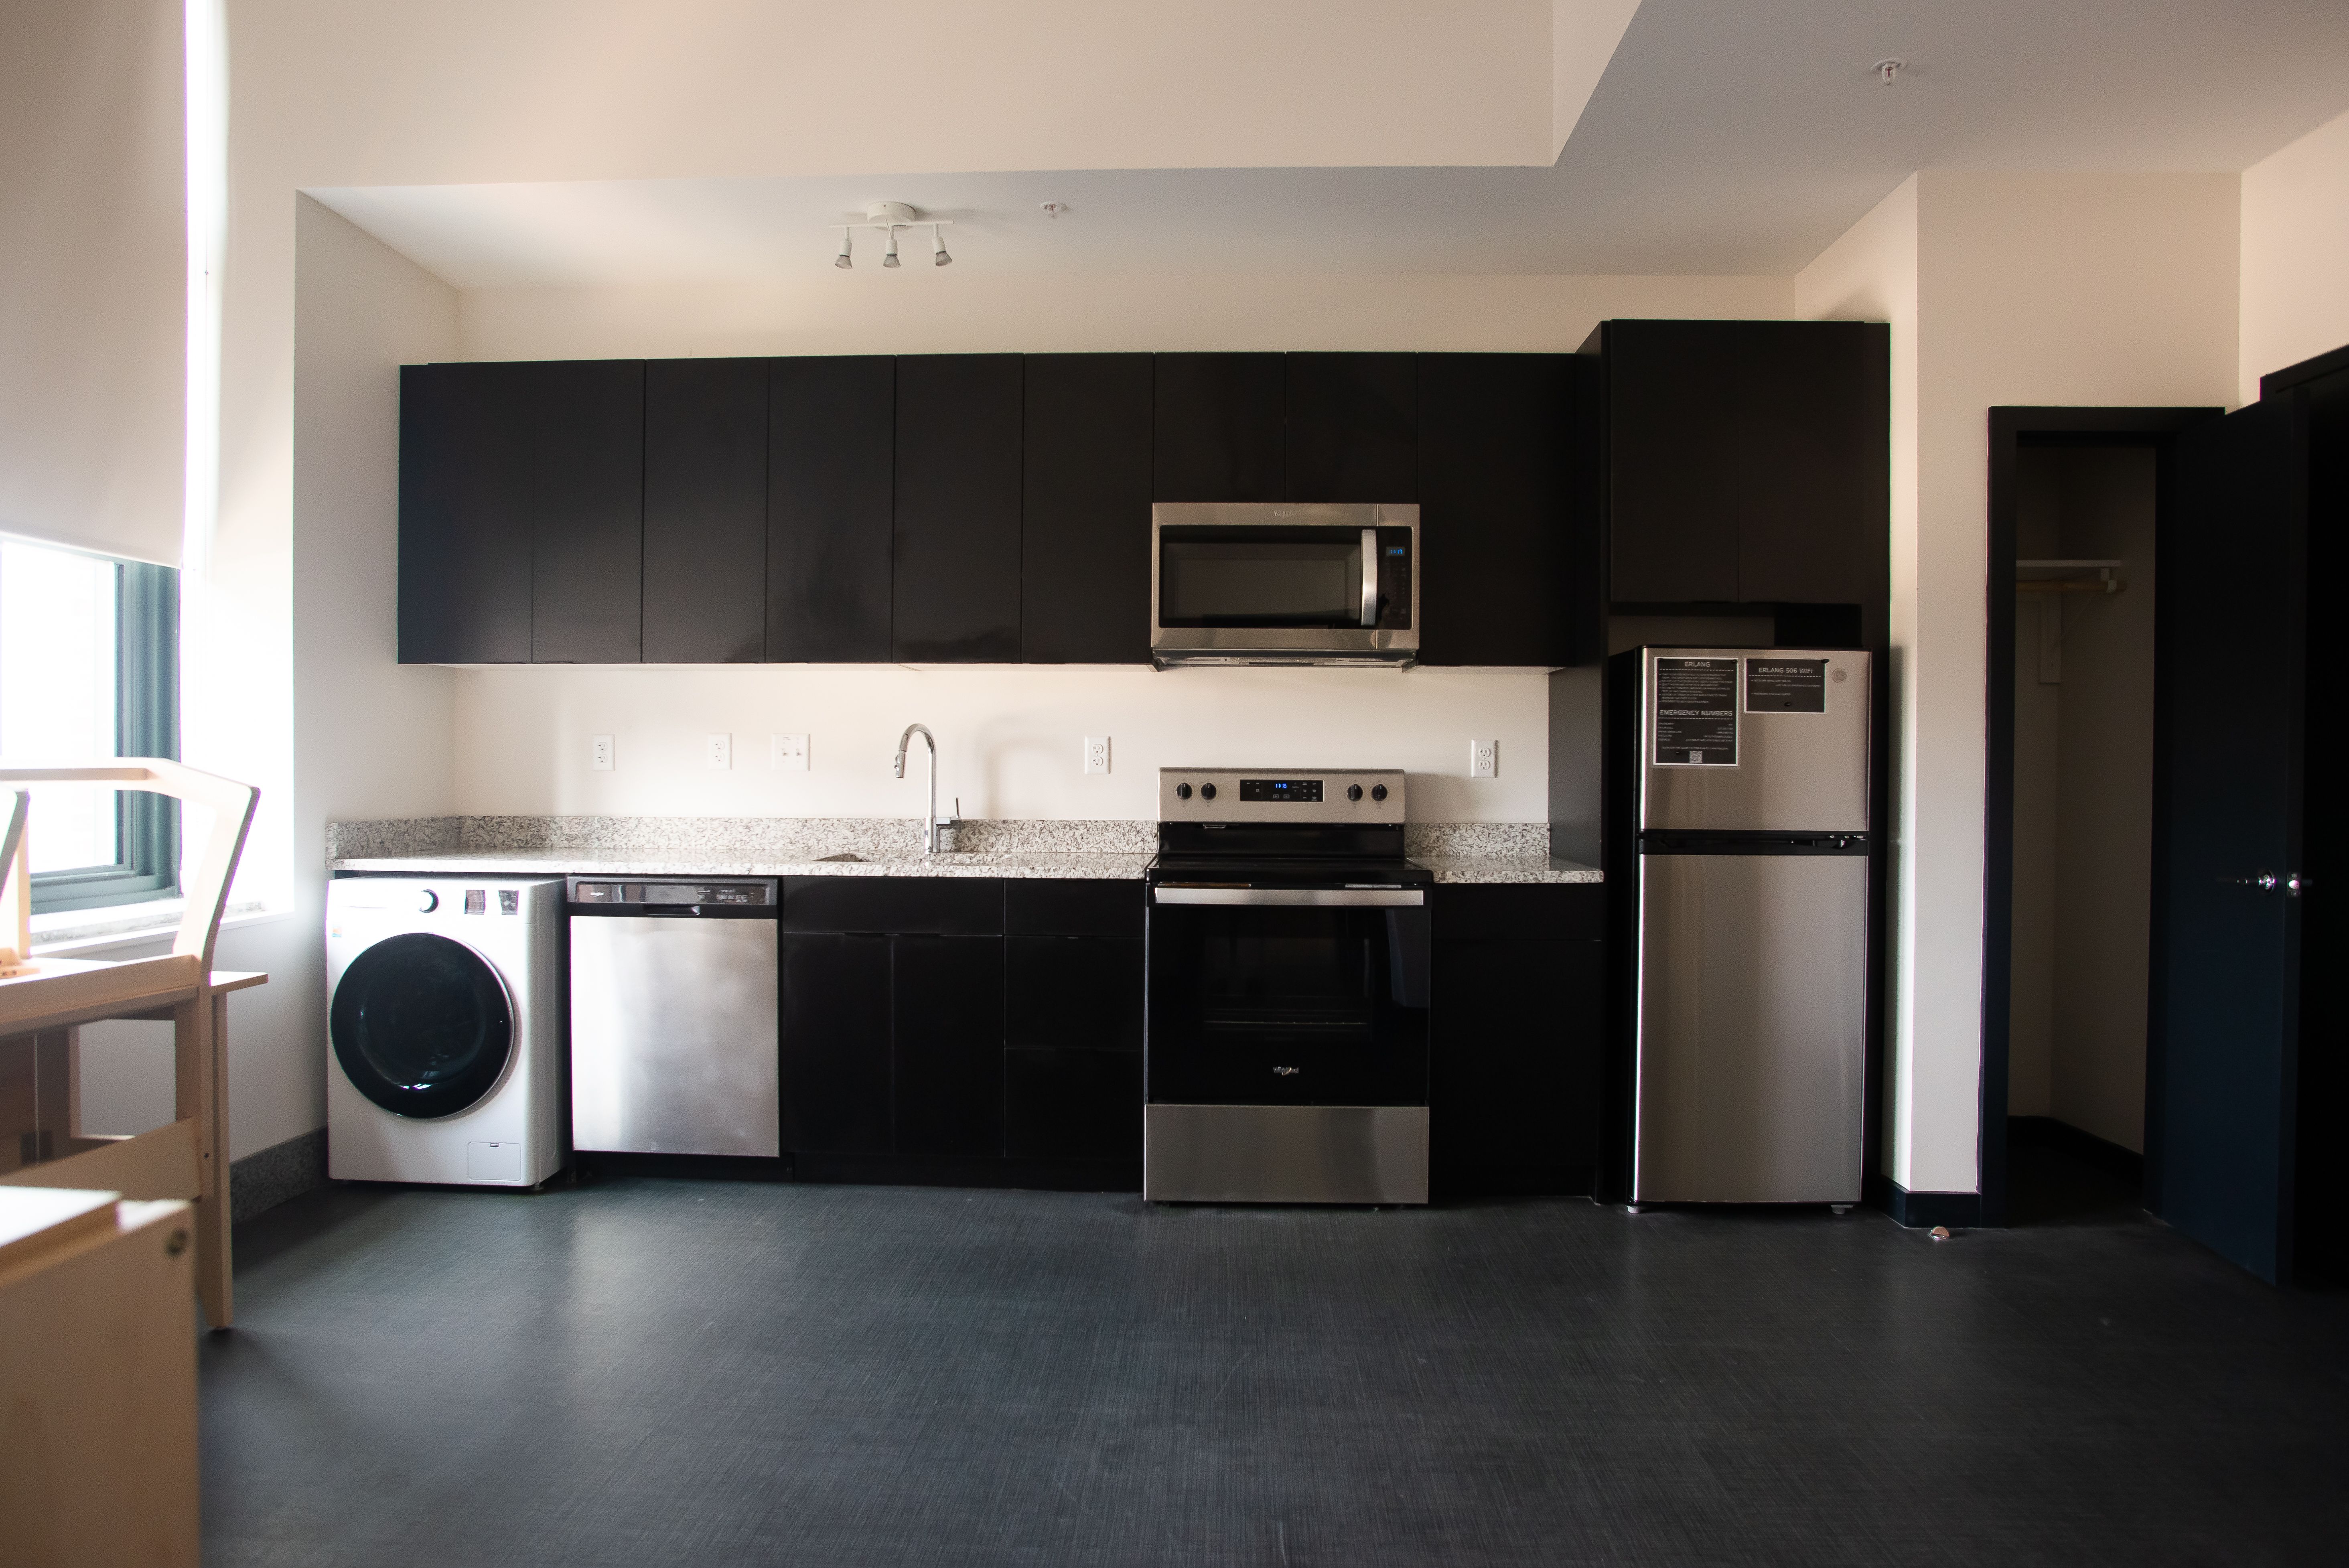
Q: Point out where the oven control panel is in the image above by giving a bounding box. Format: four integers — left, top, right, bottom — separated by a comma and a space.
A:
1158, 768, 1405, 824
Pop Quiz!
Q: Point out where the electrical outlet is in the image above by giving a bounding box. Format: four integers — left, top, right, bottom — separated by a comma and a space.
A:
590, 735, 614, 772
771, 733, 809, 771
707, 733, 732, 770
1083, 736, 1110, 775
1470, 738, 1498, 778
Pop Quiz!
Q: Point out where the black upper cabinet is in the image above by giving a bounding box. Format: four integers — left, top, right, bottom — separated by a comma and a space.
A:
1419, 354, 1578, 666
1022, 354, 1153, 663
645, 358, 766, 663
1285, 353, 1417, 501
400, 364, 532, 663
1596, 319, 1889, 607
398, 360, 642, 663
769, 356, 894, 662
895, 355, 1024, 661
1153, 353, 1285, 501
527, 361, 645, 663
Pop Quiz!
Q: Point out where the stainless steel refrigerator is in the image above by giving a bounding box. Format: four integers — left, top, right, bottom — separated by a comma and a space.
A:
1626, 647, 1870, 1204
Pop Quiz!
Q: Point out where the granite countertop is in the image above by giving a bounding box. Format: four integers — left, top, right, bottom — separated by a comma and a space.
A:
326, 816, 1602, 885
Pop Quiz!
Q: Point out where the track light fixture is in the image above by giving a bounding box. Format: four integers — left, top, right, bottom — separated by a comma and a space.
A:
828, 201, 955, 272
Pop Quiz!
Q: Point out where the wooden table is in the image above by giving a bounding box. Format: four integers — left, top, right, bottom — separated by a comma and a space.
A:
0, 964, 267, 1329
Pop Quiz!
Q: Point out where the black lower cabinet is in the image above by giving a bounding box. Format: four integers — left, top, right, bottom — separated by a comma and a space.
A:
893, 935, 1005, 1157
778, 877, 1140, 1184
1005, 1049, 1143, 1162
779, 933, 893, 1154
1430, 885, 1606, 1197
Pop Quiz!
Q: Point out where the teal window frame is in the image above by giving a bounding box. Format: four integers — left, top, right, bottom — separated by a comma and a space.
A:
30, 561, 180, 914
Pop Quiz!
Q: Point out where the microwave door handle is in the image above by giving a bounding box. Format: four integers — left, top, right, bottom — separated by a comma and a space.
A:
1360, 527, 1378, 628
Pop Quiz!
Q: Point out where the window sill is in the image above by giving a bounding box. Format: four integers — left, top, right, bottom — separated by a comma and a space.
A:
30, 899, 282, 959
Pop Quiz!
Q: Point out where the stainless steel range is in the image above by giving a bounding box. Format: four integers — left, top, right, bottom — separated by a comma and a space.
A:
1143, 767, 1432, 1204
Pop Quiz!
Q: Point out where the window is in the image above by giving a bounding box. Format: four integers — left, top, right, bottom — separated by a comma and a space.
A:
0, 538, 179, 912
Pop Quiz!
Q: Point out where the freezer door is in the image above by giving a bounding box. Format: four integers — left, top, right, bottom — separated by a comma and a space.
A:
1640, 647, 1870, 832
570, 916, 781, 1156
1634, 852, 1866, 1202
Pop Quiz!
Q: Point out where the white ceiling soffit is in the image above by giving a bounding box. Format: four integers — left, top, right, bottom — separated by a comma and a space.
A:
308, 0, 2349, 285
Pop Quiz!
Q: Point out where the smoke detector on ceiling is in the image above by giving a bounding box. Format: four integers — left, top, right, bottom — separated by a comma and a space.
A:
1873, 58, 1906, 84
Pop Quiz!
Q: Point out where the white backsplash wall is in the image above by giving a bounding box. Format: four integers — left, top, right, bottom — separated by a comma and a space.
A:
453, 663, 1550, 822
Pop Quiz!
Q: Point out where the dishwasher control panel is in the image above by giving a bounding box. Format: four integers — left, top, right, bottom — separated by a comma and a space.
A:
569, 879, 776, 909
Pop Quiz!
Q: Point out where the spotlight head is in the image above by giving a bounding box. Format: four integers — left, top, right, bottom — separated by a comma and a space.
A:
833, 230, 852, 269
882, 228, 901, 268
931, 227, 952, 266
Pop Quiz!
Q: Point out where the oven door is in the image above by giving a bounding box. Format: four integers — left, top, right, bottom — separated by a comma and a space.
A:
1146, 887, 1430, 1107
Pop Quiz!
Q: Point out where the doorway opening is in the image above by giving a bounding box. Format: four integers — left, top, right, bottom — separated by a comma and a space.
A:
1982, 409, 2215, 1229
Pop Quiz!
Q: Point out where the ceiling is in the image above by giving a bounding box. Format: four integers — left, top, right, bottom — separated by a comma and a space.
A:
310, 0, 2349, 288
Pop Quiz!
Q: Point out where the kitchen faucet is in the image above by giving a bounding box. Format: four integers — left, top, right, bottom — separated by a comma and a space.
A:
894, 723, 942, 854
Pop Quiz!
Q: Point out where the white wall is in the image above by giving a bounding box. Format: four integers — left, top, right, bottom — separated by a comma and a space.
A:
2240, 105, 2349, 401
1798, 171, 2236, 1197
457, 273, 1791, 361
457, 665, 1548, 823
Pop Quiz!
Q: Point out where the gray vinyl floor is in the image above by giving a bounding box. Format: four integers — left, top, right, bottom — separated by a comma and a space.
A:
202, 1158, 2349, 1567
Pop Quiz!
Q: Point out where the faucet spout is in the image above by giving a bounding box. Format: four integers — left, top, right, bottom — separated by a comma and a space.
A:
896, 724, 939, 854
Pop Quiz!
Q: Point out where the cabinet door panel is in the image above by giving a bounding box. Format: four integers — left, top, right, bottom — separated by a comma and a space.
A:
1285, 353, 1417, 501
1006, 1049, 1142, 1162
1418, 353, 1578, 665
645, 357, 767, 662
895, 354, 1023, 661
1023, 354, 1153, 663
1430, 939, 1604, 1193
1007, 937, 1143, 1051
1153, 353, 1284, 502
529, 360, 646, 663
893, 935, 1005, 1156
1732, 323, 1889, 606
781, 933, 893, 1154
1602, 321, 1740, 604
400, 364, 532, 663
769, 356, 894, 662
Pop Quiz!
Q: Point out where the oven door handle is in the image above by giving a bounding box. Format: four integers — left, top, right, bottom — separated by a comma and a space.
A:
1152, 886, 1425, 907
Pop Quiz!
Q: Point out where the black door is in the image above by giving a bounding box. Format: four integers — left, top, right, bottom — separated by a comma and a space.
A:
331, 933, 514, 1119
1153, 353, 1284, 502
525, 361, 646, 663
768, 356, 895, 662
645, 357, 767, 663
1022, 354, 1153, 663
895, 354, 1023, 661
2150, 395, 2308, 1282
1418, 353, 1580, 666
779, 933, 893, 1153
1284, 353, 1417, 501
399, 365, 532, 663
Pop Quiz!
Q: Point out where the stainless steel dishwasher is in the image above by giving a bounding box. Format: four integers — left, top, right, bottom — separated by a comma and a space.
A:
567, 878, 780, 1157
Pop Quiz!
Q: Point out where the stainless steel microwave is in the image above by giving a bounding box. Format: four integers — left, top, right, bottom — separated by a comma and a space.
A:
1150, 503, 1418, 669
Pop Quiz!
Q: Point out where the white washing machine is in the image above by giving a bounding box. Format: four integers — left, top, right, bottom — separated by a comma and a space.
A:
326, 876, 565, 1187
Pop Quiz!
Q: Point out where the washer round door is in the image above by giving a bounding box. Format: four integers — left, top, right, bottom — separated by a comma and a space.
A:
331, 932, 515, 1119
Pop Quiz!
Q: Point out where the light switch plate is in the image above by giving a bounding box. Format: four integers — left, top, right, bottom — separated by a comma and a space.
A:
1469, 738, 1498, 778
771, 733, 809, 771
706, 733, 732, 770
1083, 736, 1110, 775
590, 735, 614, 772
